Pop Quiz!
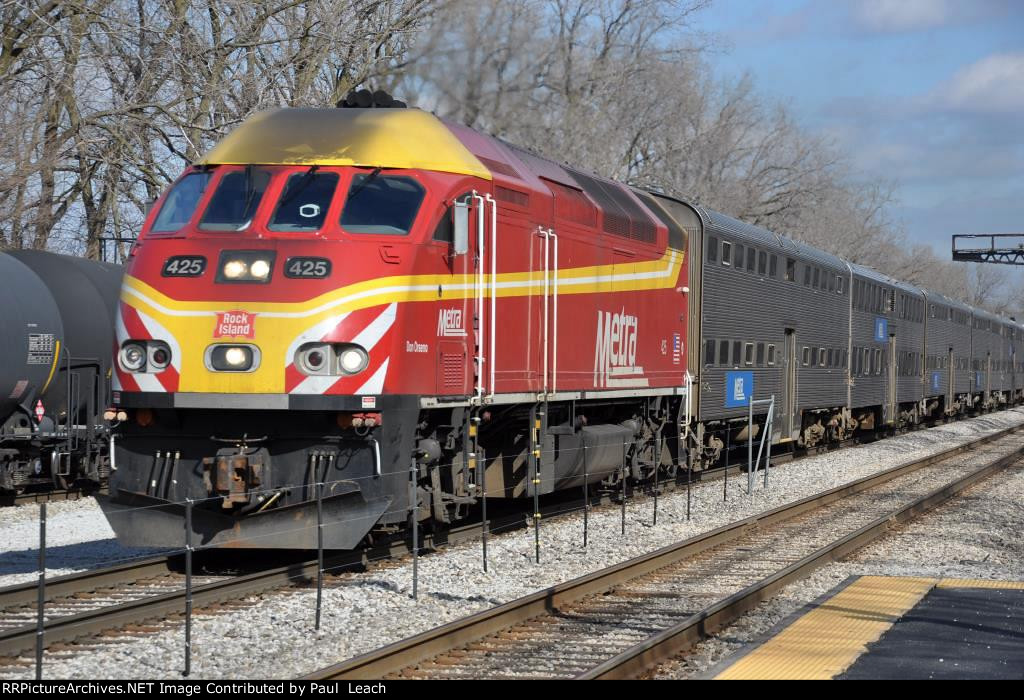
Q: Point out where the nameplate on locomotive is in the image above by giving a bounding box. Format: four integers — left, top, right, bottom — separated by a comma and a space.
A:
214, 310, 256, 338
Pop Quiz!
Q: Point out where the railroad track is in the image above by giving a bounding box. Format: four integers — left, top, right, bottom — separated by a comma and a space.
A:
2, 415, 1020, 666
304, 423, 1024, 680
0, 495, 584, 661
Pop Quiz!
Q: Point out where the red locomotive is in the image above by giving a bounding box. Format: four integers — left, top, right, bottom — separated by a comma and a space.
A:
101, 103, 692, 548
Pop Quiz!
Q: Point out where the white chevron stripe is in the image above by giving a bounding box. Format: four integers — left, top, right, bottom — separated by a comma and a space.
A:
355, 358, 389, 395
289, 305, 396, 394
115, 306, 168, 392
284, 312, 350, 369
351, 303, 397, 351
112, 312, 130, 391
135, 308, 182, 373
291, 374, 345, 395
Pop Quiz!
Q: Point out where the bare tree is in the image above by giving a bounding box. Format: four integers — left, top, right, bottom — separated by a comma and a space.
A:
0, 0, 434, 257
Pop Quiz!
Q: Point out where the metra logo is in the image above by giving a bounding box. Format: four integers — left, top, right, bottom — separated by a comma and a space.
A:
214, 310, 255, 338
437, 308, 467, 337
594, 309, 647, 388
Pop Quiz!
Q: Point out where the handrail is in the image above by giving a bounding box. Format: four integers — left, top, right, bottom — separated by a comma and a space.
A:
539, 227, 550, 397
538, 227, 557, 397
550, 229, 558, 397
471, 191, 487, 403
486, 193, 497, 400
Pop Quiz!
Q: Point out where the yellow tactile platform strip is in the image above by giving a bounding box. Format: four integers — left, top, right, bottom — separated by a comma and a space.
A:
936, 578, 1024, 590
714, 575, 1024, 680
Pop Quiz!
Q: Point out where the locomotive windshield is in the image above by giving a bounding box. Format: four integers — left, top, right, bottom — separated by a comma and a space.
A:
151, 171, 212, 233
199, 168, 272, 232
340, 173, 425, 235
268, 171, 339, 232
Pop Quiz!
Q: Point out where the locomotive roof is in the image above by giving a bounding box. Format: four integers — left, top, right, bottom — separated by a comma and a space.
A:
196, 108, 492, 179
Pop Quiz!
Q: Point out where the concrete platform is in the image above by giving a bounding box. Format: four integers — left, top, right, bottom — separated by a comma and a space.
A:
710, 575, 1024, 680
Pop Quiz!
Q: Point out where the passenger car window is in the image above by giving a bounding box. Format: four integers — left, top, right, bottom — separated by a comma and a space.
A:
721, 242, 732, 266
341, 174, 425, 235
707, 237, 718, 263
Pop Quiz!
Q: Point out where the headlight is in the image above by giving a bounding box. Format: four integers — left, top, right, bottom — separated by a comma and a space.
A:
225, 347, 248, 366
216, 251, 275, 283
339, 346, 369, 374
120, 343, 147, 372
294, 343, 369, 376
223, 260, 247, 279
249, 259, 271, 279
207, 344, 258, 372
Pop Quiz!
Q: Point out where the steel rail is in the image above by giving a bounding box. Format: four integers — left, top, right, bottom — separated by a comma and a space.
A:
0, 554, 176, 610
303, 423, 1024, 680
0, 497, 575, 659
0, 552, 350, 658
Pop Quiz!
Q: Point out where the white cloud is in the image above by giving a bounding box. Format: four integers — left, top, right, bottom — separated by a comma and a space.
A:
938, 52, 1024, 113
853, 0, 954, 32
850, 0, 1020, 33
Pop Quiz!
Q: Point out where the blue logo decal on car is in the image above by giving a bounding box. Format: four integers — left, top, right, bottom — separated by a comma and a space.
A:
725, 371, 754, 408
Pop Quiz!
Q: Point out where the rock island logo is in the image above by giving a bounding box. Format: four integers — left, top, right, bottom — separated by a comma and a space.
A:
214, 310, 255, 338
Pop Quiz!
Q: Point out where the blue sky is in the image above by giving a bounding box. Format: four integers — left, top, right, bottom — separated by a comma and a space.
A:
691, 0, 1024, 254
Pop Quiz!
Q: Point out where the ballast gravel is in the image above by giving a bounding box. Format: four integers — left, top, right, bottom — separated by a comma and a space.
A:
0, 498, 166, 587
1, 408, 1023, 679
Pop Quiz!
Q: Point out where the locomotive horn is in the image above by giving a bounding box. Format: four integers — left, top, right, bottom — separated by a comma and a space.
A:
337, 88, 406, 108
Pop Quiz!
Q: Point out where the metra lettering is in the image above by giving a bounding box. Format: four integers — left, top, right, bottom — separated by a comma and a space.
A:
437, 308, 467, 337
594, 308, 640, 387
214, 311, 255, 339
